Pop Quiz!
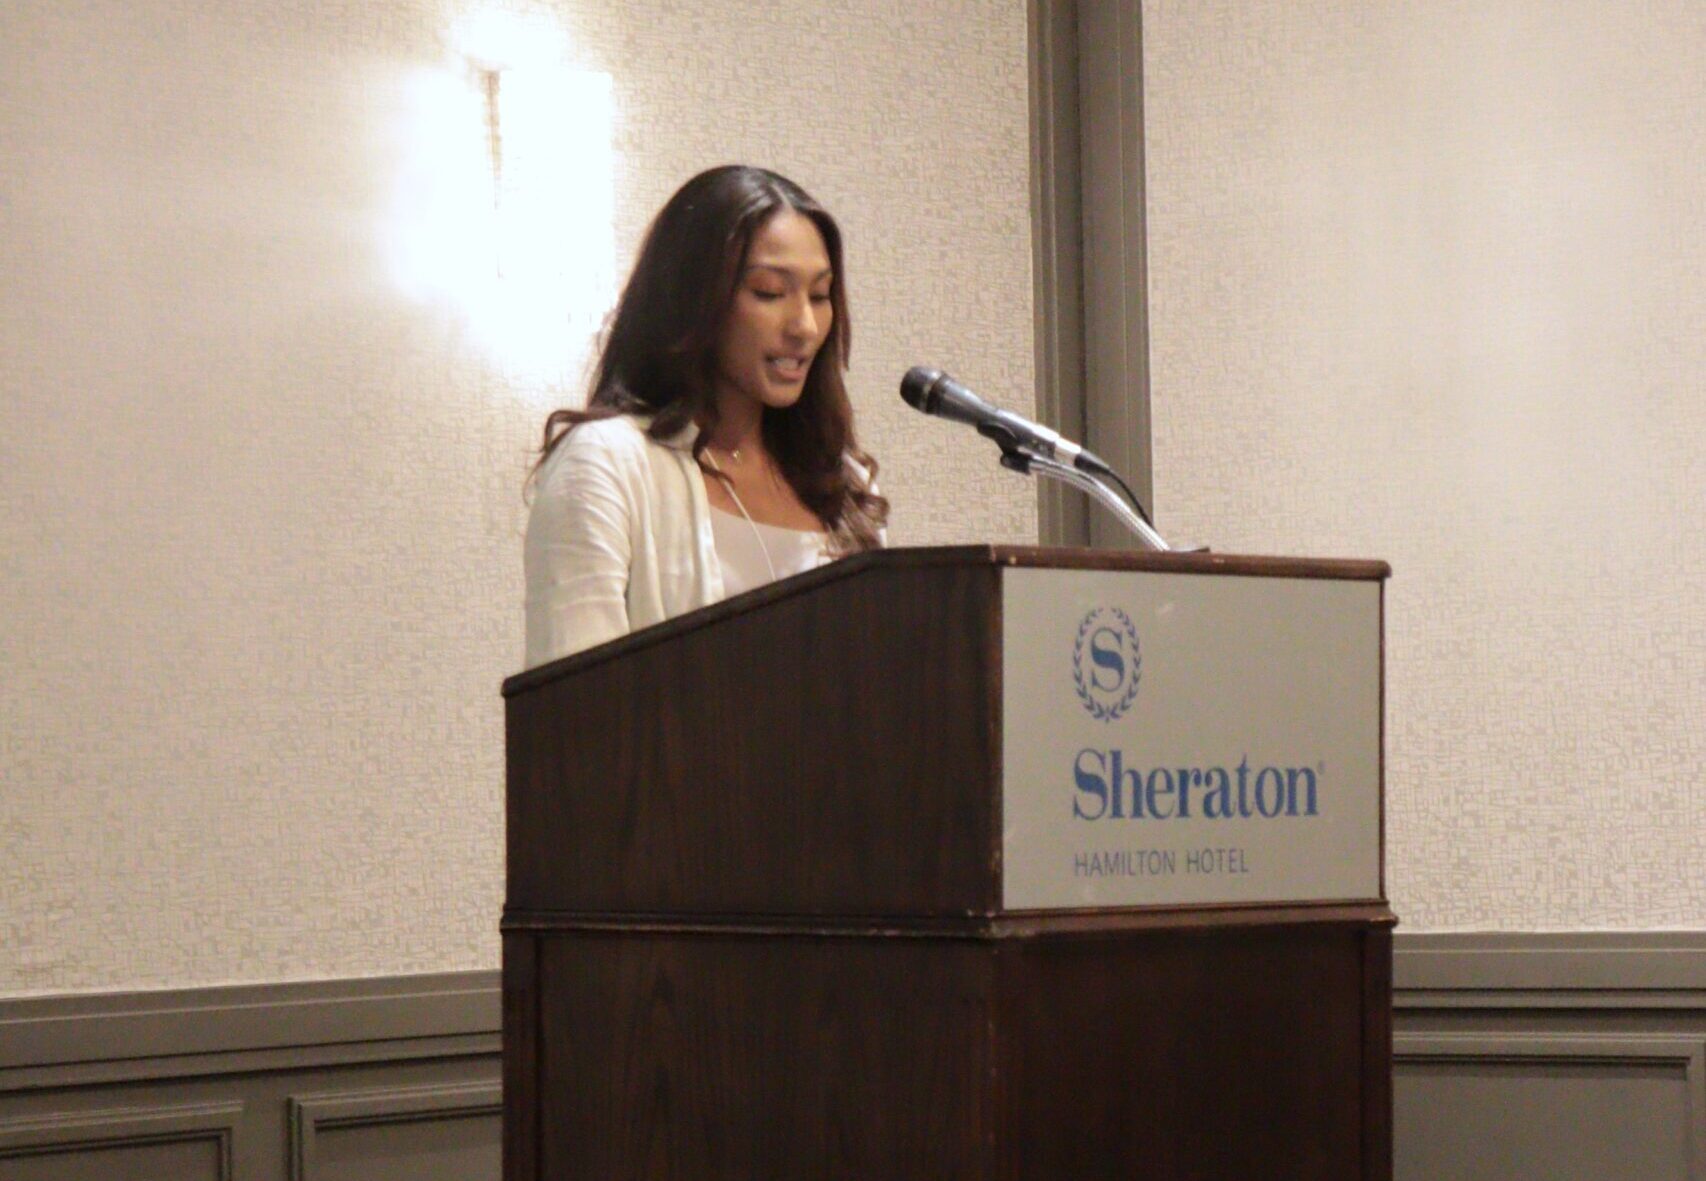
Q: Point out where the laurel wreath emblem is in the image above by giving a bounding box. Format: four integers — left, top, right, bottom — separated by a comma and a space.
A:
1072, 608, 1142, 723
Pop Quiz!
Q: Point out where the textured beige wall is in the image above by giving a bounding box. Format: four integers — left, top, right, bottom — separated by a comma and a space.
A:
1143, 1, 1706, 929
0, 0, 1034, 996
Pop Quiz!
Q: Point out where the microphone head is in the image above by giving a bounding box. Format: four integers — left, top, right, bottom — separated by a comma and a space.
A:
899, 366, 946, 413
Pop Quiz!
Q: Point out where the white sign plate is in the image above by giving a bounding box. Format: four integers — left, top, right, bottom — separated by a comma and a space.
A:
1001, 567, 1381, 910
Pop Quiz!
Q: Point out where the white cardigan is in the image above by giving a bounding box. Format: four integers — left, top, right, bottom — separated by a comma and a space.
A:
525, 415, 882, 668
524, 416, 725, 669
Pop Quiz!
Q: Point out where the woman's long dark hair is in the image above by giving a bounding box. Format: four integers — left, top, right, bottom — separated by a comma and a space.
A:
534, 164, 887, 552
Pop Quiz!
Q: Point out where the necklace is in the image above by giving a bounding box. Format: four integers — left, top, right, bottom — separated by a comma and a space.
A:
702, 450, 777, 583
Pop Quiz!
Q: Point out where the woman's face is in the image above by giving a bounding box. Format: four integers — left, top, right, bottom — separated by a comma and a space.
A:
713, 209, 834, 416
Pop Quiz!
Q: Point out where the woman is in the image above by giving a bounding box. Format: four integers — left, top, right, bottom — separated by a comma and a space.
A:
524, 165, 887, 668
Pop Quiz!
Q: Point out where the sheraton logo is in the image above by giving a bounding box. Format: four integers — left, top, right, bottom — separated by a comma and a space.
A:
1072, 607, 1141, 722
1072, 751, 1322, 822
1067, 603, 1327, 825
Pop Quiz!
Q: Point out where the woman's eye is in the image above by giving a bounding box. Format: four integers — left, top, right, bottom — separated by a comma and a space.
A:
751, 289, 784, 301
810, 292, 831, 304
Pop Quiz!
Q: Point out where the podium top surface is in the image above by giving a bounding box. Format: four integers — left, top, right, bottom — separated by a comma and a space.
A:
503, 544, 1389, 697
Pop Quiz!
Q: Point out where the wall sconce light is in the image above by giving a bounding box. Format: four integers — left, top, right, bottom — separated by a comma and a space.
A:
387, 10, 615, 397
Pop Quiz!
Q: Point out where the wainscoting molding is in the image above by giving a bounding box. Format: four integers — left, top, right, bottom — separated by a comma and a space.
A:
1394, 932, 1706, 1181
0, 1099, 242, 1181
0, 973, 501, 1181
3, 936, 1702, 1179
289, 1081, 502, 1181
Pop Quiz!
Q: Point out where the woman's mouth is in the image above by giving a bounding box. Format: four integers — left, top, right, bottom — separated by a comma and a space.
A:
767, 354, 810, 382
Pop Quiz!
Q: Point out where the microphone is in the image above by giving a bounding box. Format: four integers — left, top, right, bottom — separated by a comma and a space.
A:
899, 366, 1113, 476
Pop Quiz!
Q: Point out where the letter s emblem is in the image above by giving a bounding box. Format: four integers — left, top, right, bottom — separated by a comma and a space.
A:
1088, 627, 1124, 691
1073, 608, 1143, 723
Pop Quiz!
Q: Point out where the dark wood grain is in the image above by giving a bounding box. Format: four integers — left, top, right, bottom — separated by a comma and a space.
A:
518, 917, 1389, 1179
501, 934, 538, 1181
997, 922, 1372, 1180
535, 931, 994, 1179
507, 560, 1003, 917
500, 901, 1396, 940
1362, 925, 1395, 1181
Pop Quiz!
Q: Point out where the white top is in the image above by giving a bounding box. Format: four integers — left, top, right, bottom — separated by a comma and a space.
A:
709, 506, 830, 598
523, 414, 874, 669
525, 416, 721, 669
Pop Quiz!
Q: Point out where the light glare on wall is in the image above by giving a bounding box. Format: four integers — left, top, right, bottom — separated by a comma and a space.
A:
386, 19, 614, 398
454, 8, 567, 72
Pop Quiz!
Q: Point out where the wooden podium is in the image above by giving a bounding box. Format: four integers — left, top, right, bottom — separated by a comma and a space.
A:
502, 546, 1393, 1179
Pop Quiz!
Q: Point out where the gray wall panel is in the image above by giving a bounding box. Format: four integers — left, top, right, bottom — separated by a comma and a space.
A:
1394, 934, 1706, 1181
304, 1116, 500, 1181
1028, 0, 1090, 548
291, 1083, 502, 1181
0, 1101, 240, 1181
1396, 1035, 1703, 1181
1, 1137, 224, 1181
0, 976, 499, 1181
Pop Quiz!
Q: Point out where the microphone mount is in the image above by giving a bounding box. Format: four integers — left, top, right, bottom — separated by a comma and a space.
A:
986, 430, 1173, 552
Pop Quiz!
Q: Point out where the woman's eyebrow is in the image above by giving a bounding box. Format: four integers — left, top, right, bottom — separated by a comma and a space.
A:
745, 262, 834, 282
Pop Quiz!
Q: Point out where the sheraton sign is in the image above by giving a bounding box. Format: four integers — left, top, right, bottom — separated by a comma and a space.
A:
1000, 567, 1382, 911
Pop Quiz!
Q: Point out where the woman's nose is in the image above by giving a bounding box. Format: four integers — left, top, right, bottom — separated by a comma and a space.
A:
785, 294, 819, 338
